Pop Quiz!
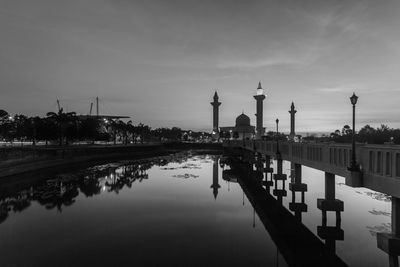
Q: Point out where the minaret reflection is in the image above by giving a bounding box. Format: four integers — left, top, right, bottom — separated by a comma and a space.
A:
377, 196, 400, 267
317, 172, 344, 252
211, 156, 221, 200
273, 158, 287, 204
289, 163, 308, 221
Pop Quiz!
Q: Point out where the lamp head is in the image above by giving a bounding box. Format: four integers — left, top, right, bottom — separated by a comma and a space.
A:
350, 92, 358, 105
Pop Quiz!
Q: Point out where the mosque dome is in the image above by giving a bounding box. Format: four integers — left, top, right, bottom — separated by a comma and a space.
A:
235, 113, 251, 127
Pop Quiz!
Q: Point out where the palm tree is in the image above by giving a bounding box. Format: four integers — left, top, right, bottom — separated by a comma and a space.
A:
46, 108, 76, 146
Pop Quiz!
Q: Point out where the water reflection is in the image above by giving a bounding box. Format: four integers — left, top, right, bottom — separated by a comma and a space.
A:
221, 155, 347, 267
0, 152, 397, 267
272, 157, 287, 204
377, 197, 400, 267
316, 171, 344, 253
210, 156, 220, 199
0, 153, 194, 224
289, 162, 308, 222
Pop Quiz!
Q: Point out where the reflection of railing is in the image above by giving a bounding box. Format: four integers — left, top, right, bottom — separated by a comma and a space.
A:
225, 159, 347, 267
224, 140, 400, 197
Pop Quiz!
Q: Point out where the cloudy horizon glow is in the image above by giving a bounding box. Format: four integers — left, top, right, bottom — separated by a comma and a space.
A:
1, 0, 399, 133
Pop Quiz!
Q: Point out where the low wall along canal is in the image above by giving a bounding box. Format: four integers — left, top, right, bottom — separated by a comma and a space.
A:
0, 142, 223, 178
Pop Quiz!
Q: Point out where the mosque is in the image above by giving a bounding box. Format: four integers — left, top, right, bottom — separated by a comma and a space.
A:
211, 82, 266, 140
219, 113, 255, 140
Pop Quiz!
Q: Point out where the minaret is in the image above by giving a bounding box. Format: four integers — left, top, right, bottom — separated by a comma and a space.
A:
289, 102, 297, 141
210, 91, 221, 139
253, 81, 266, 139
210, 157, 221, 199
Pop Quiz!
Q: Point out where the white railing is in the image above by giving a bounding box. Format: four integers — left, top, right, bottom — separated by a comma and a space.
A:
224, 140, 400, 180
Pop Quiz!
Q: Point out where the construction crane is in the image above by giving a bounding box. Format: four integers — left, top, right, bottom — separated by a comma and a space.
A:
77, 96, 129, 120
56, 99, 61, 112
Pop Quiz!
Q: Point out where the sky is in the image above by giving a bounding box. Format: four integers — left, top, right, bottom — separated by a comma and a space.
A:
0, 0, 399, 133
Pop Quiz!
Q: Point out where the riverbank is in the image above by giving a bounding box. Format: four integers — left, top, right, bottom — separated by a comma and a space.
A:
0, 142, 223, 179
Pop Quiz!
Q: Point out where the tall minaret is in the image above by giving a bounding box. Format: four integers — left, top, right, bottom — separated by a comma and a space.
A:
253, 81, 266, 139
210, 91, 221, 139
289, 102, 297, 141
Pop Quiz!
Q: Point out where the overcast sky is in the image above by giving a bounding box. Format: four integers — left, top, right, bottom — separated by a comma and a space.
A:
1, 0, 399, 132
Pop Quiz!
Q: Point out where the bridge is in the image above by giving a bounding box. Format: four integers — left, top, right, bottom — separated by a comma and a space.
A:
224, 139, 400, 198
211, 87, 400, 198
223, 139, 400, 267
211, 85, 400, 265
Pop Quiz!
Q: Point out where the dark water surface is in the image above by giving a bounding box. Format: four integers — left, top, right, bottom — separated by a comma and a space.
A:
0, 152, 392, 266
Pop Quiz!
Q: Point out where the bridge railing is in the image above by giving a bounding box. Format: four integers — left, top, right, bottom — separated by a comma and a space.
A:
360, 144, 400, 179
224, 139, 400, 180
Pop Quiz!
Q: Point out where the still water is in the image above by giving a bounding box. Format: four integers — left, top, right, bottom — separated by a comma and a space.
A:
0, 152, 392, 266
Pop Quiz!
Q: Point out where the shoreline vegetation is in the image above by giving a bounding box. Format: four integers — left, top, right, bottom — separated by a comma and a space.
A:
0, 109, 211, 146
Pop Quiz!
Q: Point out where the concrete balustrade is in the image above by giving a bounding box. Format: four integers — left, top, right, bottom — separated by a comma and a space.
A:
224, 140, 400, 198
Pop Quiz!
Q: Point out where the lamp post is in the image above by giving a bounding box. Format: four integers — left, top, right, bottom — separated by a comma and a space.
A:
350, 92, 359, 170
276, 118, 279, 134
276, 118, 280, 155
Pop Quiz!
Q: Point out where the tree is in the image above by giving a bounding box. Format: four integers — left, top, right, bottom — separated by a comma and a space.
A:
78, 118, 100, 143
342, 125, 352, 136
0, 110, 14, 141
46, 109, 77, 146
0, 110, 9, 123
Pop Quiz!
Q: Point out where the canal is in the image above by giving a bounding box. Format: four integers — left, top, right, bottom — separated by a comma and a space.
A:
0, 152, 393, 266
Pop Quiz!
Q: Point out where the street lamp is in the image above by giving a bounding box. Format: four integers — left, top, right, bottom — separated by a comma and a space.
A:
349, 92, 359, 170
276, 118, 280, 155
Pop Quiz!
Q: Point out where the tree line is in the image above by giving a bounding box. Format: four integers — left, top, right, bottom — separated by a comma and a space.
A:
302, 124, 400, 144
0, 109, 209, 145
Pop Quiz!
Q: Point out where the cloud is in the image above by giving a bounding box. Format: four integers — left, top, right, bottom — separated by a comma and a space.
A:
316, 83, 362, 93
318, 87, 347, 93
216, 55, 310, 70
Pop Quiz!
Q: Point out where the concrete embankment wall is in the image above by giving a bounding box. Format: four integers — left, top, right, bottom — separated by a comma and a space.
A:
0, 142, 223, 178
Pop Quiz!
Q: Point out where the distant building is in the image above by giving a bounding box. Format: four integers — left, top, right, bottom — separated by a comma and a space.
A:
220, 112, 255, 140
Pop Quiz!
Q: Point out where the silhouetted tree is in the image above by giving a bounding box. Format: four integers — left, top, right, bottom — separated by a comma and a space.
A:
46, 109, 77, 146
